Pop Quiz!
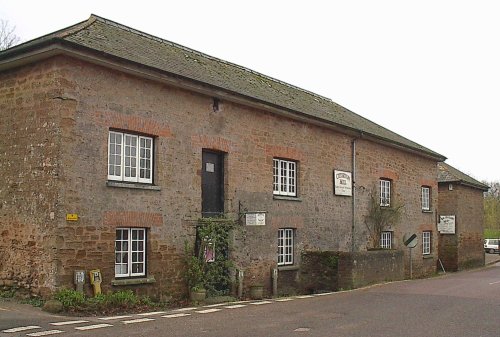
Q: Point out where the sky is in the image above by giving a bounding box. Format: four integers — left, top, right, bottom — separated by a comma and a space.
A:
1, 0, 499, 183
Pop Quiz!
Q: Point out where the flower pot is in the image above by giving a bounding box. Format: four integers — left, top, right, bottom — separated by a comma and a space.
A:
249, 285, 264, 300
190, 288, 207, 302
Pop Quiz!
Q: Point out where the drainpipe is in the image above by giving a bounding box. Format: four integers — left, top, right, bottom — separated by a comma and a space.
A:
351, 138, 357, 252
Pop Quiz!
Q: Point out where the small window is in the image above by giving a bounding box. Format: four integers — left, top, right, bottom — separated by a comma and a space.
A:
422, 186, 430, 211
115, 228, 147, 277
380, 179, 391, 206
380, 231, 392, 249
273, 158, 297, 197
422, 231, 431, 255
278, 228, 294, 266
108, 131, 153, 184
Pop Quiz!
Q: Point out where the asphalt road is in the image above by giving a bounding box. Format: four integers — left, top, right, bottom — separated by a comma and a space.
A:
1, 262, 499, 337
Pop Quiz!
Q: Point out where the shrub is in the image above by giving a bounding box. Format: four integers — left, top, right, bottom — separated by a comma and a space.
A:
54, 289, 85, 308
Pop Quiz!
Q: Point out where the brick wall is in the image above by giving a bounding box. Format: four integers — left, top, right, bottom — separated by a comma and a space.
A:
1, 55, 441, 297
438, 183, 485, 271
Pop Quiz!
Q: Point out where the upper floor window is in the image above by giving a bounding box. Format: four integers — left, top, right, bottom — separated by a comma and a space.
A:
421, 186, 430, 211
380, 179, 391, 206
273, 158, 297, 197
108, 131, 153, 184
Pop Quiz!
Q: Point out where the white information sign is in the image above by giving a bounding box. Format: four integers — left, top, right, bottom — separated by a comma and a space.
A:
245, 212, 266, 226
438, 215, 456, 234
334, 170, 352, 196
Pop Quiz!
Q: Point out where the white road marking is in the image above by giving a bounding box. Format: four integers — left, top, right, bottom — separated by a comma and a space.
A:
75, 324, 113, 331
99, 315, 133, 320
196, 308, 222, 314
489, 280, 500, 285
315, 292, 334, 296
275, 298, 294, 302
224, 304, 247, 309
122, 318, 155, 324
137, 311, 167, 316
2, 326, 41, 333
50, 320, 89, 326
0, 307, 8, 311
162, 313, 191, 318
203, 303, 228, 307
250, 301, 272, 305
294, 327, 311, 332
26, 330, 64, 336
296, 295, 314, 299
173, 307, 198, 312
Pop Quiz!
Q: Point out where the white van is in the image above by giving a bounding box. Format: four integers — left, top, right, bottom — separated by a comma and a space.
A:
484, 239, 499, 254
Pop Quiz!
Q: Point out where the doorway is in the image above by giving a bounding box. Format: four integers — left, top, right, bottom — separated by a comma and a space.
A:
202, 150, 224, 217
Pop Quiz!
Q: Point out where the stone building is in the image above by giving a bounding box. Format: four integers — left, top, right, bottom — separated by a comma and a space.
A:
0, 15, 447, 298
437, 162, 488, 271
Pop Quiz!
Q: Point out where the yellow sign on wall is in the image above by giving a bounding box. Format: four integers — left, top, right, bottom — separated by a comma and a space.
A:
66, 214, 78, 221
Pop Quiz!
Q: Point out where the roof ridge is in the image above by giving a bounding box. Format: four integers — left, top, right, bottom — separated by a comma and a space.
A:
89, 14, 333, 103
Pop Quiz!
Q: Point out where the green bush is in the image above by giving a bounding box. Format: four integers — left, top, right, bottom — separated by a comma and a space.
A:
54, 289, 85, 308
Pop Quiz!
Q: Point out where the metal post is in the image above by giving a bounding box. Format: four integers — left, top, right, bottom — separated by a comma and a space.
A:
238, 270, 244, 298
409, 248, 413, 279
271, 268, 278, 297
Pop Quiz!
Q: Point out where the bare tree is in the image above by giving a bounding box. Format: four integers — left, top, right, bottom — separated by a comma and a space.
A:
0, 19, 21, 50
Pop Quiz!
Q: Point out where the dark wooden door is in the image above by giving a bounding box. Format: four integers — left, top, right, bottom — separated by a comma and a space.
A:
202, 150, 224, 217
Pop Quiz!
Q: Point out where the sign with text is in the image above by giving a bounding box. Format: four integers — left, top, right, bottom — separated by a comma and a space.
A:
438, 215, 456, 234
334, 170, 352, 196
245, 212, 266, 226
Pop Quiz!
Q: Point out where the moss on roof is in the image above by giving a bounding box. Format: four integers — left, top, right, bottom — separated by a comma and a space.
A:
1, 15, 445, 160
438, 162, 489, 191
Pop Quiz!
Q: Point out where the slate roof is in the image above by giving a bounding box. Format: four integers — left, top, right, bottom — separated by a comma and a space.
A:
0, 15, 445, 160
437, 162, 489, 191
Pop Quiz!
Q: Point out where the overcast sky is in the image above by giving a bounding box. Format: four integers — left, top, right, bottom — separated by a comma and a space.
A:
2, 1, 498, 183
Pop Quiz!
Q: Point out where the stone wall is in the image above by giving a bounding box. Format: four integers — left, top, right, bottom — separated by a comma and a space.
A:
1, 55, 440, 298
338, 250, 405, 290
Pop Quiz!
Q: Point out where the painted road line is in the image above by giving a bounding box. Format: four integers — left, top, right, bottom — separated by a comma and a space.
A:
2, 326, 41, 333
250, 301, 272, 305
489, 280, 500, 285
26, 330, 64, 337
162, 313, 191, 318
315, 292, 334, 296
203, 303, 228, 308
224, 304, 247, 309
75, 324, 113, 331
0, 307, 8, 311
137, 311, 167, 316
99, 315, 133, 320
173, 307, 198, 312
296, 295, 314, 299
196, 308, 222, 314
50, 320, 89, 326
122, 318, 155, 324
275, 298, 294, 302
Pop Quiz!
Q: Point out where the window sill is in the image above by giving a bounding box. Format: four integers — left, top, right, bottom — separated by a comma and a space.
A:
111, 276, 156, 286
422, 210, 433, 214
273, 195, 302, 202
422, 254, 434, 259
278, 265, 299, 271
107, 181, 161, 191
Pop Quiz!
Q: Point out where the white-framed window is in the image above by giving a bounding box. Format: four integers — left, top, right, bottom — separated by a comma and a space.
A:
108, 131, 153, 184
273, 158, 297, 196
380, 231, 392, 249
380, 179, 391, 206
115, 228, 146, 277
278, 228, 294, 266
422, 231, 431, 255
421, 186, 430, 211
